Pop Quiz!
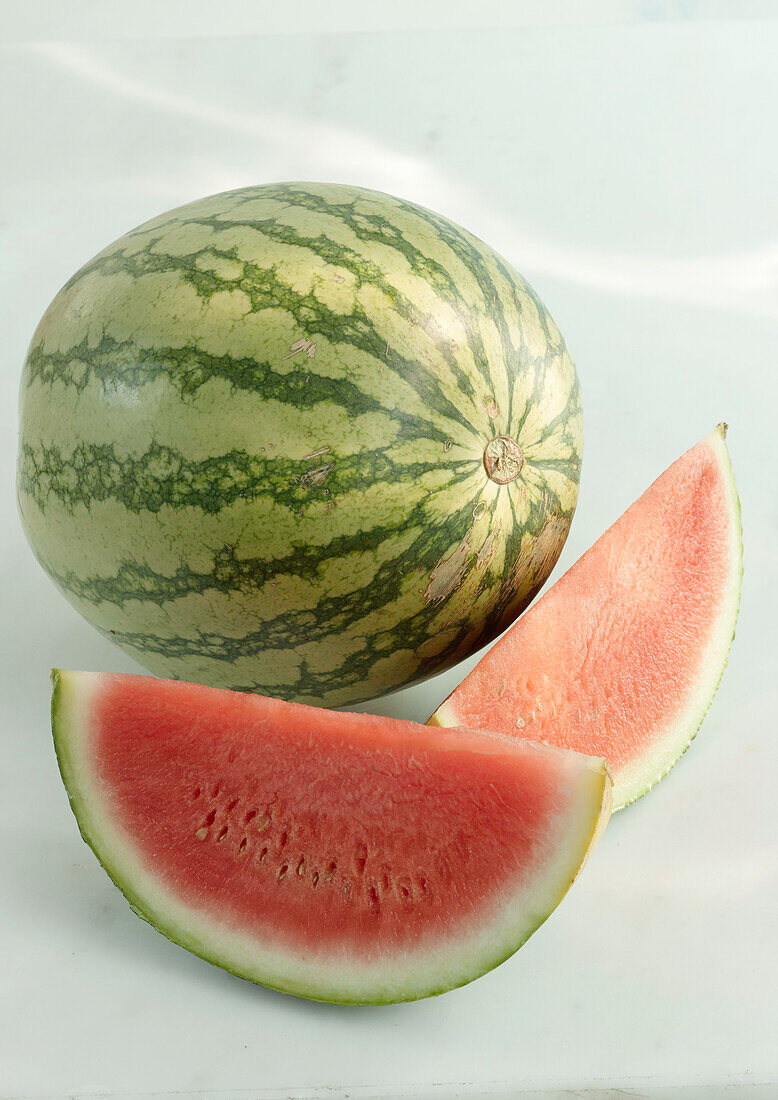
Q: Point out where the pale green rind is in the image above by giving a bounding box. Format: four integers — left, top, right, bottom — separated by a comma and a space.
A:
52, 669, 611, 1005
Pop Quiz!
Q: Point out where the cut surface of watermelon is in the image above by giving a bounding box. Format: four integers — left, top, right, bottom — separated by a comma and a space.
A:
52, 670, 611, 1004
430, 426, 742, 811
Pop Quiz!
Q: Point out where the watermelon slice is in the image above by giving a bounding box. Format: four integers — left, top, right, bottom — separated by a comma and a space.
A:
52, 670, 611, 1004
430, 426, 742, 811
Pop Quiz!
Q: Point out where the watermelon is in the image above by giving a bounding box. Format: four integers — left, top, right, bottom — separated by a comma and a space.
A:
51, 669, 611, 1004
18, 183, 583, 707
430, 426, 742, 810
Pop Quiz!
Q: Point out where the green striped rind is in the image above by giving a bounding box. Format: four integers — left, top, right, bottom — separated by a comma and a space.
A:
20, 183, 582, 705
51, 669, 612, 1004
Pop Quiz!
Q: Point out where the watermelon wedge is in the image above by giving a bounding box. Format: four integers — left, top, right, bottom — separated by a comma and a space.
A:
52, 670, 611, 1004
430, 426, 742, 811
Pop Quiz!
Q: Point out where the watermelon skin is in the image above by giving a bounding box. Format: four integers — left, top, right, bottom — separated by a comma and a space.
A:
430, 426, 742, 811
18, 183, 582, 707
51, 669, 611, 1005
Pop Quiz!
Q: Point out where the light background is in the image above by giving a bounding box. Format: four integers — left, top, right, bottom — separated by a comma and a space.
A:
1, 3, 776, 1098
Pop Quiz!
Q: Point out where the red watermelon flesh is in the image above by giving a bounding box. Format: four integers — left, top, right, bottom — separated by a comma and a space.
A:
52, 670, 611, 1004
430, 426, 742, 810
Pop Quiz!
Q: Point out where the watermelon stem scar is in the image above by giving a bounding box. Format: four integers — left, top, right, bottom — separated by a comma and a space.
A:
483, 436, 525, 484
51, 669, 611, 1004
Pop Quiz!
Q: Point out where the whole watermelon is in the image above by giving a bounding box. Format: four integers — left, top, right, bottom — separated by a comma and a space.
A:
18, 183, 582, 706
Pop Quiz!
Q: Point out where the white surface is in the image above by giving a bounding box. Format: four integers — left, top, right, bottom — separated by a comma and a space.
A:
2, 7, 777, 1099
4, 0, 776, 42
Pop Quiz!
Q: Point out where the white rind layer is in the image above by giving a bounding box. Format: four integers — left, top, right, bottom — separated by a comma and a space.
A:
52, 669, 611, 1005
613, 425, 743, 808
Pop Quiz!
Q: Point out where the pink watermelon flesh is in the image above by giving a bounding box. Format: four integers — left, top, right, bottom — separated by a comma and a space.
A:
431, 426, 742, 810
52, 670, 611, 1004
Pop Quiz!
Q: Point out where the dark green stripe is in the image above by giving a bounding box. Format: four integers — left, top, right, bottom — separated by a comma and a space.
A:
30, 479, 569, 703
36, 238, 475, 437
205, 184, 501, 399
527, 455, 581, 476
96, 498, 540, 703
32, 468, 569, 618
526, 382, 583, 455
18, 439, 476, 516
33, 520, 412, 608
34, 489, 488, 643
23, 334, 455, 449
410, 203, 523, 409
